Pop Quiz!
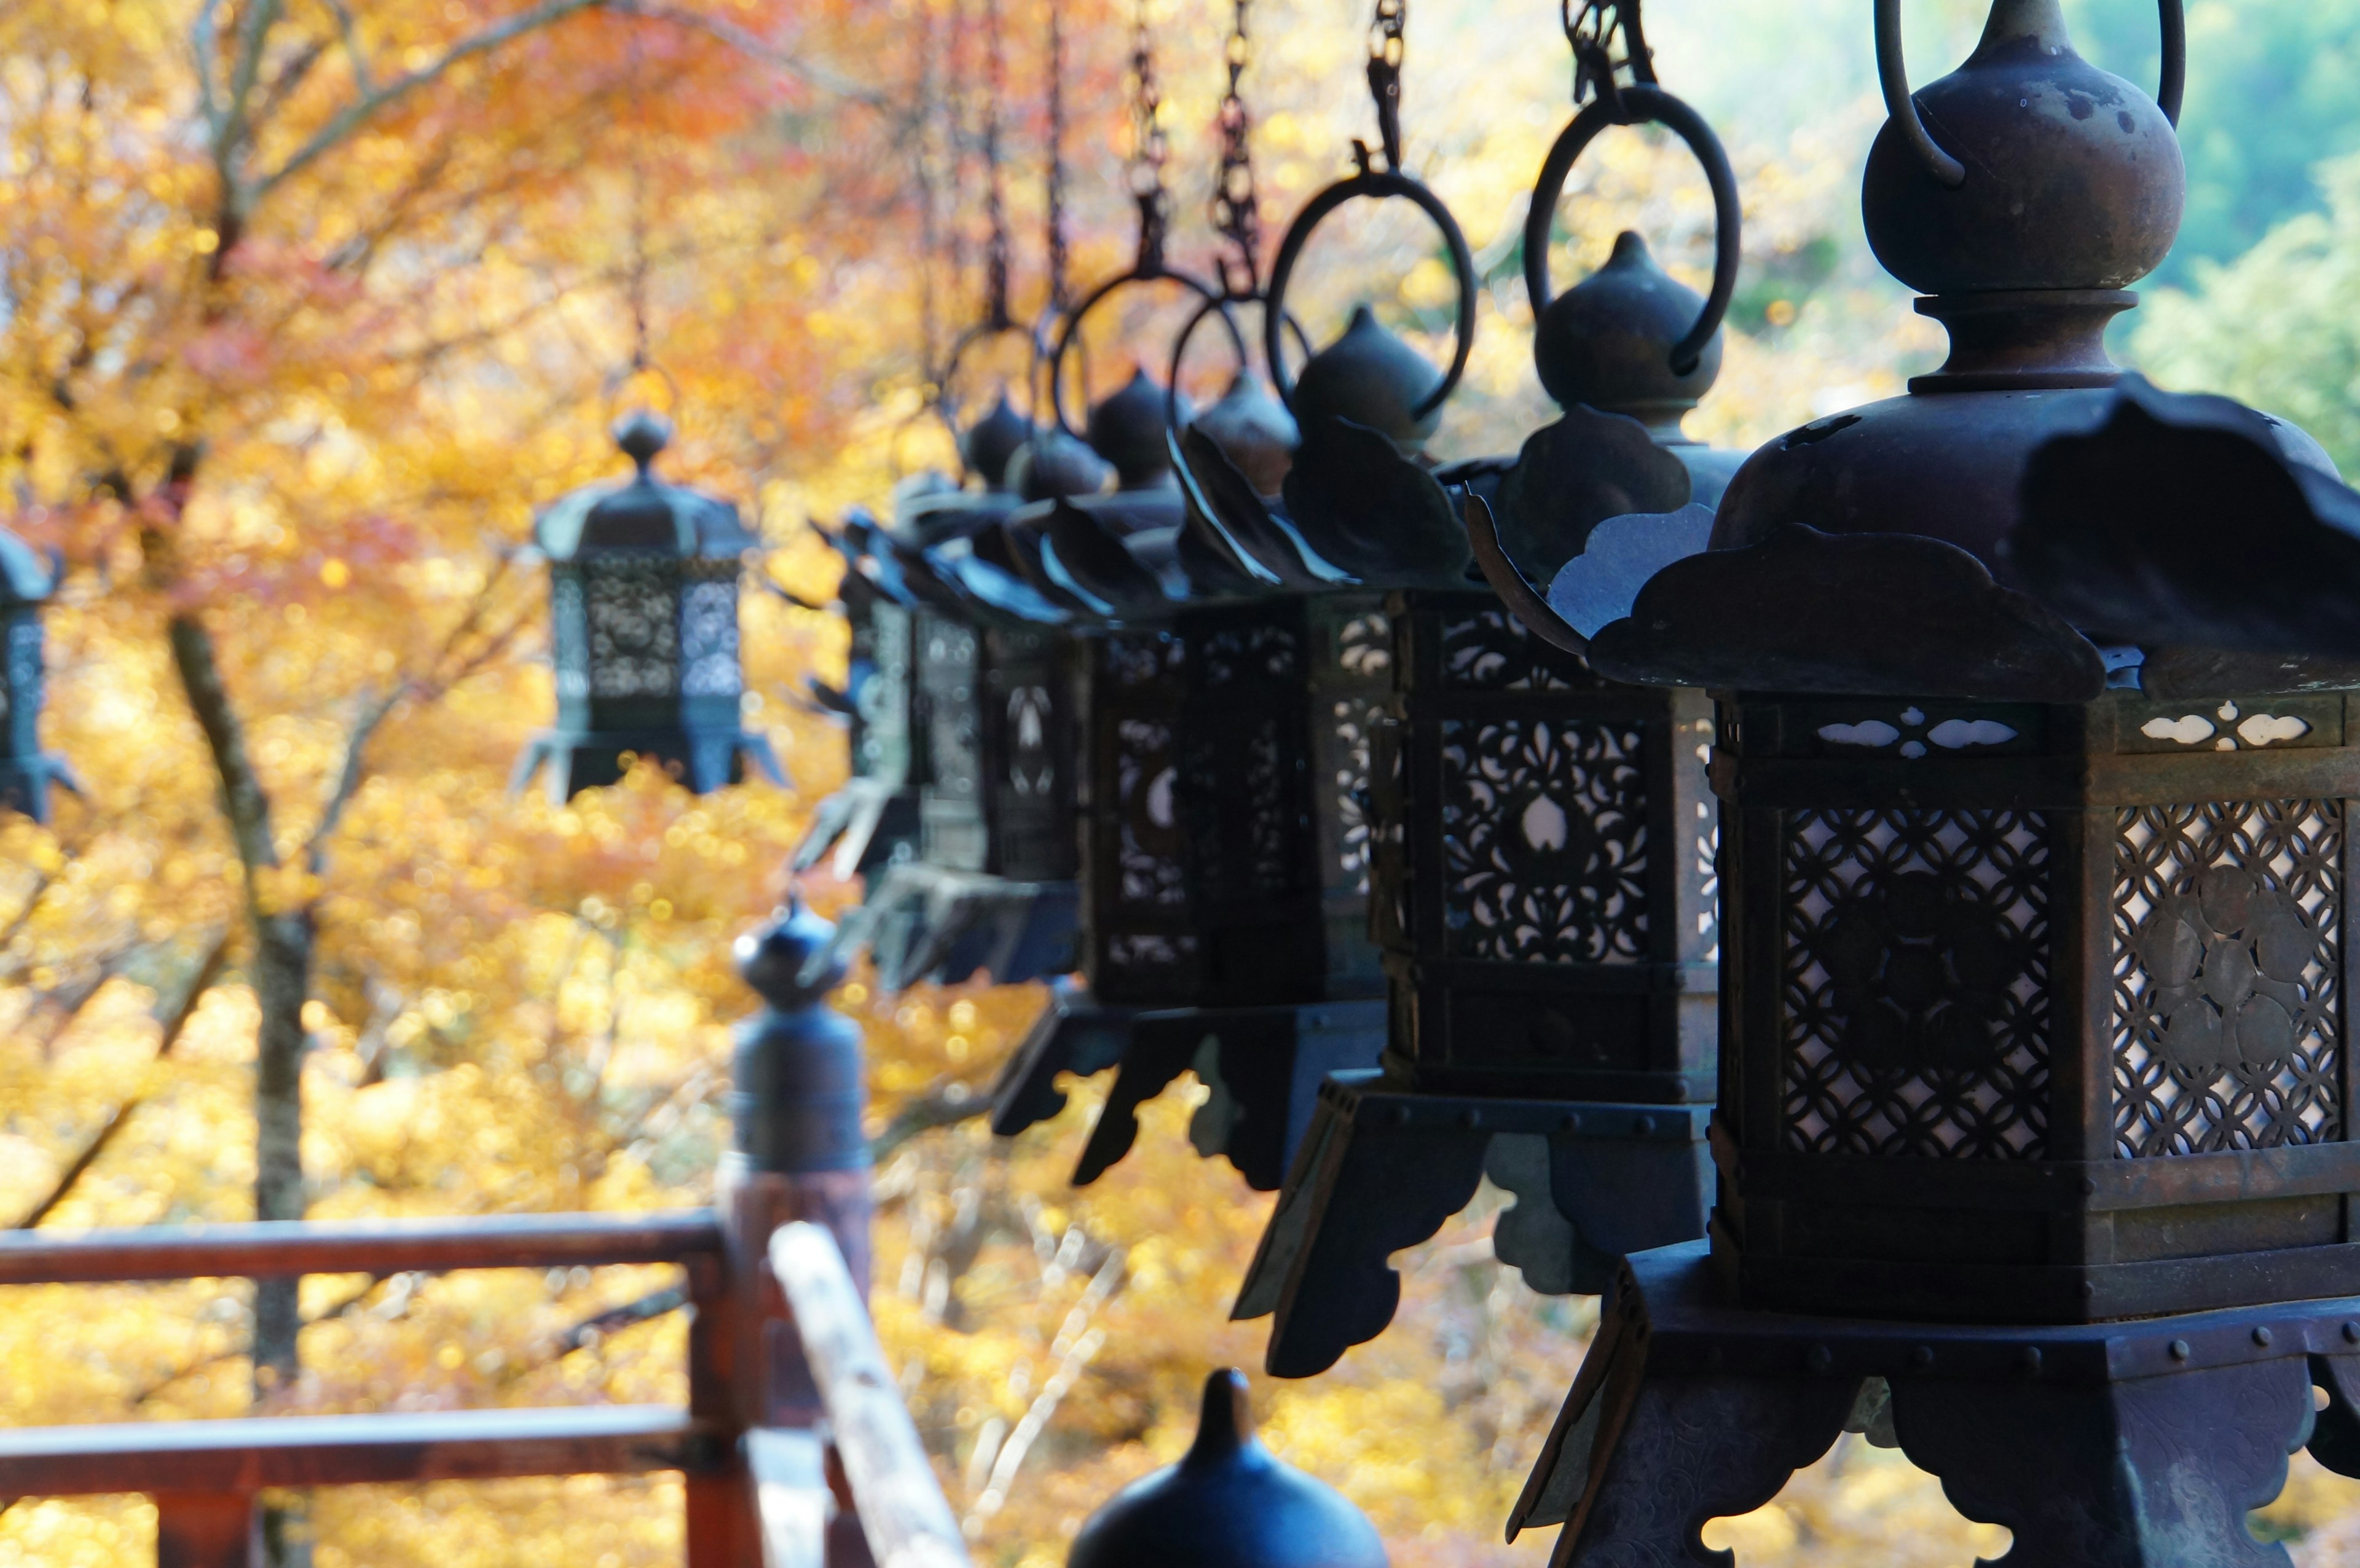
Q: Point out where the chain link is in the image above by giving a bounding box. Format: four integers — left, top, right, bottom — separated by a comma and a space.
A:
1127, 0, 1170, 273
1045, 0, 1071, 310
982, 0, 1012, 327
1563, 0, 1656, 112
1210, 0, 1259, 291
1361, 0, 1405, 174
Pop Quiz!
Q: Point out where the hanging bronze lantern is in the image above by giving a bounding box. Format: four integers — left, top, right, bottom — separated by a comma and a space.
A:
0, 524, 72, 824
516, 412, 782, 802
1194, 0, 1740, 1378
1493, 6, 2360, 1561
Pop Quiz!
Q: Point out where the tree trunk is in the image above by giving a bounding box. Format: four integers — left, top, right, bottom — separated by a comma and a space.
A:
164, 614, 312, 1398
250, 906, 312, 1396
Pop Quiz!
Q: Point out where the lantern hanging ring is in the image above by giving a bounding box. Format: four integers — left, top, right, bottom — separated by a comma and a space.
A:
1876, 0, 2182, 189
1262, 0, 1476, 419
1262, 171, 1478, 419
1161, 291, 1312, 431
1047, 265, 1246, 439
1523, 83, 1741, 378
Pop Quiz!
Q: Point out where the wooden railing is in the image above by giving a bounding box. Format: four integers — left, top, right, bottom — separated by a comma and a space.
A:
0, 1210, 963, 1568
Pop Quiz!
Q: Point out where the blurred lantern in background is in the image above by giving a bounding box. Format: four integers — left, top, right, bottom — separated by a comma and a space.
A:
515, 411, 782, 802
0, 522, 73, 824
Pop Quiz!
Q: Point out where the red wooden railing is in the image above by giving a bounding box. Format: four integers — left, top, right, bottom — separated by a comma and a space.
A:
0, 1209, 943, 1568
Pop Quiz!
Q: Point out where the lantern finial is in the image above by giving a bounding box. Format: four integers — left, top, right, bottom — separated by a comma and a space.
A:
613, 408, 673, 478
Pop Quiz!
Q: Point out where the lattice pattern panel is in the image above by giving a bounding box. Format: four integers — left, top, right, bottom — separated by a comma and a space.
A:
586, 562, 678, 698
1104, 632, 1183, 688
2112, 800, 2343, 1158
1200, 621, 1300, 688
1783, 808, 2051, 1159
1441, 718, 1648, 964
919, 619, 980, 804
0, 616, 34, 734
856, 602, 911, 782
1439, 605, 1598, 692
1114, 718, 1186, 909
678, 578, 742, 697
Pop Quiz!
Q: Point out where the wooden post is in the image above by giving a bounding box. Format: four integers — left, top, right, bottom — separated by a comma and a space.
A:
712, 898, 875, 1568
152, 1492, 256, 1568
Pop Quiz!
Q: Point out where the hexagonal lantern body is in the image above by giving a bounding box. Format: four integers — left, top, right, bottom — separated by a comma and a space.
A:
1371, 592, 1718, 1105
1082, 595, 1385, 1009
790, 514, 923, 882
516, 413, 781, 801
1706, 679, 2356, 1324
915, 608, 1078, 882
0, 526, 71, 823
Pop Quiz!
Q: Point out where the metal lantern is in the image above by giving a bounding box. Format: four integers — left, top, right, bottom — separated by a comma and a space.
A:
793, 510, 922, 882
0, 525, 71, 824
816, 442, 1090, 994
974, 345, 1394, 1193
516, 412, 782, 801
1221, 2, 1744, 1379
1495, 5, 2360, 1562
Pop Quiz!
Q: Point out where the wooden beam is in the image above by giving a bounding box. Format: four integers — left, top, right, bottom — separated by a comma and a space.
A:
0, 1210, 722, 1285
0, 1406, 722, 1495
768, 1223, 970, 1568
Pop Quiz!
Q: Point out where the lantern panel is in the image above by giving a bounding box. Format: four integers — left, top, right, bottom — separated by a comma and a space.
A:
2, 613, 34, 757
1780, 804, 2055, 1160
917, 611, 985, 870
680, 574, 743, 698
2111, 798, 2342, 1158
585, 559, 680, 700
1308, 597, 1392, 994
856, 602, 914, 786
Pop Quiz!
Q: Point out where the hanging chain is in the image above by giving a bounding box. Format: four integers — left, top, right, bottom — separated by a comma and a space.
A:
982, 0, 1013, 329
1210, 0, 1260, 294
1127, 0, 1170, 275
1564, 0, 1656, 115
1358, 0, 1405, 175
1045, 0, 1071, 310
624, 29, 653, 376
915, 0, 944, 376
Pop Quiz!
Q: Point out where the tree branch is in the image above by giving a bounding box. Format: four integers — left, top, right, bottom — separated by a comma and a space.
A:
13, 931, 232, 1230
252, 0, 612, 202
318, 0, 376, 95
167, 613, 283, 898
873, 1083, 992, 1161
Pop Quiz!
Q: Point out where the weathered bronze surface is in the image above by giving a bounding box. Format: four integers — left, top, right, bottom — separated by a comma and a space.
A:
0, 522, 71, 823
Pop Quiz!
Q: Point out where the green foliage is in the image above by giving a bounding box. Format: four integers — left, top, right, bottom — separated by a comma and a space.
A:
2131, 151, 2360, 474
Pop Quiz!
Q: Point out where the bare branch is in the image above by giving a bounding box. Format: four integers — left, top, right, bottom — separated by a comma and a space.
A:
253, 0, 612, 202
318, 0, 376, 95
12, 931, 232, 1231
873, 1082, 993, 1161
167, 613, 283, 892
192, 0, 231, 138
304, 684, 401, 877
606, 0, 887, 107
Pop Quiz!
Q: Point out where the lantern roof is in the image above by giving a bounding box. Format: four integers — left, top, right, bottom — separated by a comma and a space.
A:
0, 527, 57, 608
534, 411, 755, 562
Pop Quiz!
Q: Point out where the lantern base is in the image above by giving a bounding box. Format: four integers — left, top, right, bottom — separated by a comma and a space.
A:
511, 727, 786, 802
826, 863, 1077, 994
1515, 1238, 2360, 1568
1233, 1071, 1711, 1379
0, 753, 78, 825
788, 778, 921, 881
988, 984, 1387, 1193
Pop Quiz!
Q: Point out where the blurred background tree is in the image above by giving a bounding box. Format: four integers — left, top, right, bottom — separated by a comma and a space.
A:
6, 1, 2360, 1565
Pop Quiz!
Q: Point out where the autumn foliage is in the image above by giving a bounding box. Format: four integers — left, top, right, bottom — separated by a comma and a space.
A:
9, 1, 2360, 1566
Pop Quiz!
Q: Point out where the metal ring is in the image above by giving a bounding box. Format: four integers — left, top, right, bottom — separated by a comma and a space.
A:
1876, 0, 2184, 190
1262, 169, 1479, 419
1522, 84, 1741, 378
1162, 292, 1312, 428
1047, 266, 1241, 439
935, 317, 1038, 433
